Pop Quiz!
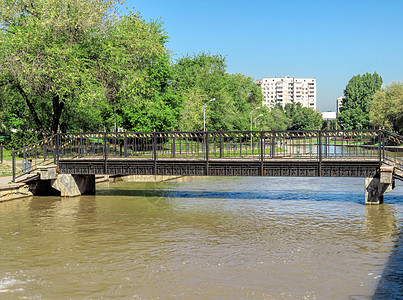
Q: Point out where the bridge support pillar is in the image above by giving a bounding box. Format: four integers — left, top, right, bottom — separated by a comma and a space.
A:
52, 174, 95, 197
365, 166, 395, 205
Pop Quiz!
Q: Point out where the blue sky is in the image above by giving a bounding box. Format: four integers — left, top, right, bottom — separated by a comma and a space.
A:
124, 0, 402, 112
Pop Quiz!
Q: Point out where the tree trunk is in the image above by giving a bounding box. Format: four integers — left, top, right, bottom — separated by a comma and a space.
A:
51, 95, 64, 136
15, 83, 47, 139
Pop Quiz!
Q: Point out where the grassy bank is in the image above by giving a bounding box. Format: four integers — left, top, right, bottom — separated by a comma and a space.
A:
0, 163, 12, 176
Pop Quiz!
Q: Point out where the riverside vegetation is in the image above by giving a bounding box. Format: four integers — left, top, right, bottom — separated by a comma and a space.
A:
0, 0, 401, 154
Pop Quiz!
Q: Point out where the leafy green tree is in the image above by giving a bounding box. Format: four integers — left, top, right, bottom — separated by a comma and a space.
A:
177, 88, 207, 131
338, 72, 383, 129
0, 85, 38, 149
173, 53, 262, 131
291, 107, 323, 130
258, 106, 291, 131
98, 13, 180, 132
370, 82, 403, 134
0, 0, 119, 137
0, 0, 180, 142
283, 103, 322, 130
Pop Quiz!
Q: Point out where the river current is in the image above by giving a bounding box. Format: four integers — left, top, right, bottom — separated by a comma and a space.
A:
0, 176, 402, 299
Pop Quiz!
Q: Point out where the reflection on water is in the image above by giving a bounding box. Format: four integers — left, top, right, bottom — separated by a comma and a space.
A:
0, 177, 402, 299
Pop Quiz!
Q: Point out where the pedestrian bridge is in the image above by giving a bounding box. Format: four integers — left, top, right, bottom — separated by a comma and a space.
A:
12, 129, 402, 203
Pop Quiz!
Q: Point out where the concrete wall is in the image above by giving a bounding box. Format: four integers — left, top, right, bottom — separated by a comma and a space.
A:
0, 183, 33, 202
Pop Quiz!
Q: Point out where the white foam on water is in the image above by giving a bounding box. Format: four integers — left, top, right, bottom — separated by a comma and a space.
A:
0, 277, 24, 293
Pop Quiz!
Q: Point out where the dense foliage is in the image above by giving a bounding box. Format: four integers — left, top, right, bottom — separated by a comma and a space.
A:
173, 53, 262, 131
337, 72, 383, 129
4, 1, 399, 152
0, 0, 180, 149
369, 82, 403, 134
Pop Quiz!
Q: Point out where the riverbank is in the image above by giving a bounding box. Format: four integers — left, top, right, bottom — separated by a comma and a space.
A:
0, 174, 183, 202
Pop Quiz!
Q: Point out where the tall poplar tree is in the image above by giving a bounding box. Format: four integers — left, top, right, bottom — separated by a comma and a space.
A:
338, 72, 383, 129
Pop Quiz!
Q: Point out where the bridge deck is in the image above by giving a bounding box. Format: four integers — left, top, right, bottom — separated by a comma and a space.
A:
59, 157, 380, 178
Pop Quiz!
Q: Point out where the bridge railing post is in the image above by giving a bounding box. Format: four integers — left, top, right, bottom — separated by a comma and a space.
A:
103, 131, 108, 174
55, 133, 60, 165
80, 131, 85, 158
124, 131, 128, 157
271, 132, 275, 159
318, 130, 322, 176
260, 130, 264, 176
153, 131, 157, 175
378, 130, 383, 166
12, 149, 15, 182
171, 133, 175, 158
219, 130, 223, 159
205, 131, 209, 175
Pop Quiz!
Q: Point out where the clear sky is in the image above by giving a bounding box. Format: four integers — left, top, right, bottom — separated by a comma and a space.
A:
124, 0, 402, 112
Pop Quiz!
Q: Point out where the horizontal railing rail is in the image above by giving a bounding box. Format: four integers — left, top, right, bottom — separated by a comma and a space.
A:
12, 134, 58, 182
382, 131, 403, 172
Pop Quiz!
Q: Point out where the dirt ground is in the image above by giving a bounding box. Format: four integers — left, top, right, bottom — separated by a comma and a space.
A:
0, 176, 12, 185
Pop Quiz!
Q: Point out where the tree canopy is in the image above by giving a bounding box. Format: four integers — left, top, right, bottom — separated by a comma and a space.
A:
173, 53, 262, 131
369, 82, 403, 134
0, 0, 179, 146
5, 1, 396, 152
337, 72, 383, 129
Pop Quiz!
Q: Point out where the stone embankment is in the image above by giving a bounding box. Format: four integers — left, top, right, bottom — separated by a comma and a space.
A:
0, 173, 183, 202
0, 180, 33, 202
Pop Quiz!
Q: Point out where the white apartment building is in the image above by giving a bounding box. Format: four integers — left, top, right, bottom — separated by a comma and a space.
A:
256, 77, 316, 109
336, 96, 345, 113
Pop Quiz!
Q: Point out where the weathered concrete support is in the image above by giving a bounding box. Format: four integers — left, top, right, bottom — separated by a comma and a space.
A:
51, 174, 95, 197
365, 166, 395, 205
112, 174, 183, 183
37, 165, 58, 180
0, 183, 33, 202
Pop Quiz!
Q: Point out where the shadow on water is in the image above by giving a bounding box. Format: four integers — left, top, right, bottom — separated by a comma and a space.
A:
96, 189, 403, 205
372, 228, 403, 299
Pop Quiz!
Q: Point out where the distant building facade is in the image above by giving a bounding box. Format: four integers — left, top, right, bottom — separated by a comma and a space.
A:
257, 77, 316, 109
336, 96, 345, 113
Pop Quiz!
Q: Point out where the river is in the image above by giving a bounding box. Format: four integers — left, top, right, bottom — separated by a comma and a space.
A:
0, 176, 402, 299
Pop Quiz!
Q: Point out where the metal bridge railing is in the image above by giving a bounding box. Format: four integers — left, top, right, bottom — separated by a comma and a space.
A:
382, 131, 403, 172
12, 134, 58, 181
11, 130, 402, 182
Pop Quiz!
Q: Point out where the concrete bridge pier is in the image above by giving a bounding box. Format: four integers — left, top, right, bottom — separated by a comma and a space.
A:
32, 166, 95, 197
52, 174, 95, 197
365, 166, 395, 205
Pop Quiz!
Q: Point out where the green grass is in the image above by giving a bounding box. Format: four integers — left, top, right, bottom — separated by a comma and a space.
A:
0, 147, 13, 161
0, 163, 12, 176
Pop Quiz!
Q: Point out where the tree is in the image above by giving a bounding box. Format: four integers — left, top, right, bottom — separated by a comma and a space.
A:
291, 107, 323, 130
0, 0, 180, 142
173, 53, 262, 131
284, 103, 322, 130
97, 13, 180, 132
0, 0, 119, 138
338, 72, 383, 129
370, 82, 403, 134
258, 106, 291, 131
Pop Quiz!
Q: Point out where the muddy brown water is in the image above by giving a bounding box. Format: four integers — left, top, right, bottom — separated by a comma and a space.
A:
0, 176, 402, 299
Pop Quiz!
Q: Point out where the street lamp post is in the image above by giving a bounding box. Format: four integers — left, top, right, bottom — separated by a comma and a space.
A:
249, 106, 261, 149
203, 98, 216, 131
254, 114, 263, 128
249, 106, 261, 132
357, 122, 363, 148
